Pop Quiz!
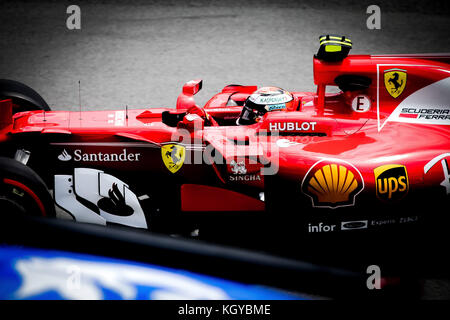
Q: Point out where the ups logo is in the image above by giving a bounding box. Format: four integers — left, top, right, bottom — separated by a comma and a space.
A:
374, 164, 409, 201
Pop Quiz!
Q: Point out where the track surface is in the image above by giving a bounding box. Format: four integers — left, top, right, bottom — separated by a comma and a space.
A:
1, 0, 449, 299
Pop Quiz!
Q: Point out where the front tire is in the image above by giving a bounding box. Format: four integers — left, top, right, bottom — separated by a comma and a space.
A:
0, 79, 50, 113
0, 157, 55, 217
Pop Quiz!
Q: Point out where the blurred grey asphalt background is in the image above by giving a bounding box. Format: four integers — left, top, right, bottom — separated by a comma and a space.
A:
1, 0, 450, 299
1, 0, 449, 111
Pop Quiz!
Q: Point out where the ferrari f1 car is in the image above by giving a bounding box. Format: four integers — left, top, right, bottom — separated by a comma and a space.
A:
0, 36, 449, 260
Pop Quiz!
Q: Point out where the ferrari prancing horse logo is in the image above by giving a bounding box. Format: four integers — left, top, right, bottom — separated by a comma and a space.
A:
384, 69, 407, 98
161, 144, 186, 173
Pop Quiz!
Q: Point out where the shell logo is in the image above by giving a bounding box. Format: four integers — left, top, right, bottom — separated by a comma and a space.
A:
301, 159, 364, 209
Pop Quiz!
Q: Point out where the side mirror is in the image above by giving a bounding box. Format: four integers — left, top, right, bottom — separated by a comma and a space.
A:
176, 79, 203, 110
182, 79, 202, 95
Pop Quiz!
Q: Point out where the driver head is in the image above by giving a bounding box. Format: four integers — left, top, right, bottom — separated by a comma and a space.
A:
237, 87, 294, 125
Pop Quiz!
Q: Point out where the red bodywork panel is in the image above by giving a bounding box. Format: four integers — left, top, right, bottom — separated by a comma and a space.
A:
181, 184, 265, 212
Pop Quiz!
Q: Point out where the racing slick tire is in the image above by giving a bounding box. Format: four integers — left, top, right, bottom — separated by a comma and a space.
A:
0, 157, 55, 218
0, 79, 51, 113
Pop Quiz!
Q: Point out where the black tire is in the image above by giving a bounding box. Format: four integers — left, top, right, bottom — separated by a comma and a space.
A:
0, 157, 55, 217
0, 79, 50, 113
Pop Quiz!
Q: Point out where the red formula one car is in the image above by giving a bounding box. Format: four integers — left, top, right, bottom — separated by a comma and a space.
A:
0, 36, 449, 260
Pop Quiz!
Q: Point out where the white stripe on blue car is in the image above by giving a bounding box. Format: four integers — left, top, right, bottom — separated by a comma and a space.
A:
0, 247, 303, 300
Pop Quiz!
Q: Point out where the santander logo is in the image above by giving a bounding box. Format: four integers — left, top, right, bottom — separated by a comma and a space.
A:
58, 149, 72, 161
57, 148, 141, 162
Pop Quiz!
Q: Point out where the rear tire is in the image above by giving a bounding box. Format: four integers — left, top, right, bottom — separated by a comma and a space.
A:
0, 157, 55, 217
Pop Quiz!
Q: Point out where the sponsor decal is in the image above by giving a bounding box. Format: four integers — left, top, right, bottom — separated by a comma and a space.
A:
229, 175, 261, 182
58, 149, 141, 162
399, 107, 450, 120
370, 216, 419, 227
377, 74, 450, 130
230, 160, 247, 175
58, 149, 72, 161
351, 95, 371, 112
161, 144, 186, 174
301, 159, 364, 209
249, 93, 292, 105
269, 122, 317, 131
309, 216, 420, 233
374, 164, 409, 201
424, 153, 450, 195
370, 218, 396, 227
265, 104, 286, 112
341, 220, 368, 230
276, 139, 301, 148
229, 160, 261, 181
384, 69, 407, 98
399, 215, 419, 224
308, 222, 336, 233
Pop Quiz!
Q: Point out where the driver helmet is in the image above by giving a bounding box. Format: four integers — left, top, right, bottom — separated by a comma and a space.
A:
237, 87, 294, 125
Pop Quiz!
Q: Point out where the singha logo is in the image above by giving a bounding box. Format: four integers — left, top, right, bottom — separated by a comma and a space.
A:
230, 160, 247, 175
58, 149, 72, 161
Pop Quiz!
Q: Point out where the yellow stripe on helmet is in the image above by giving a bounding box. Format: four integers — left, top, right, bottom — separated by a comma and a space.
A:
319, 40, 352, 47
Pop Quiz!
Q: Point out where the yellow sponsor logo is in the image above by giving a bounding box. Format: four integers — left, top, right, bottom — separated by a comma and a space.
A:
302, 159, 364, 209
374, 164, 409, 201
161, 144, 186, 173
384, 69, 407, 98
